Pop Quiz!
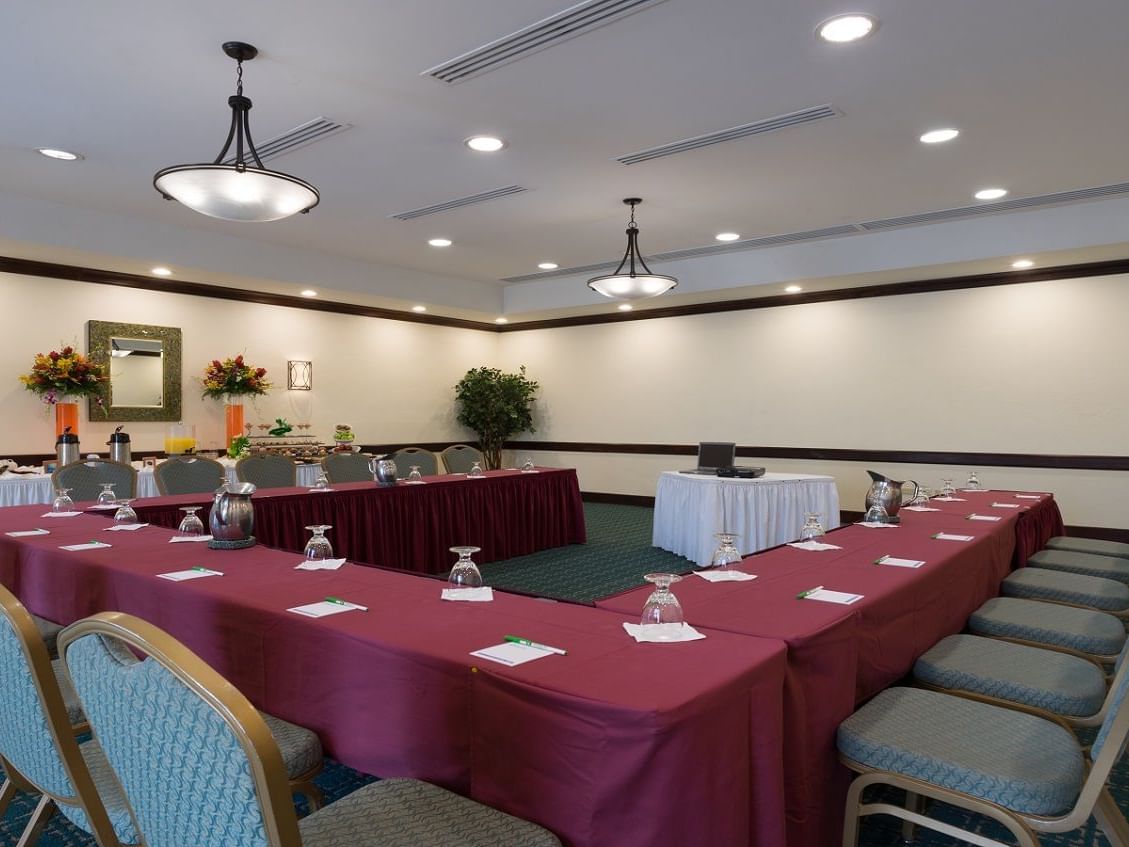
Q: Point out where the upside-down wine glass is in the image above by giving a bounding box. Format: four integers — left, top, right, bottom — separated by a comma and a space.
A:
708, 532, 742, 570
407, 465, 423, 483
520, 456, 536, 473
448, 546, 483, 589
113, 499, 138, 525
96, 483, 117, 507
640, 573, 684, 627
940, 478, 956, 498
799, 513, 826, 541
52, 488, 74, 514
311, 472, 330, 491
965, 470, 982, 491
468, 461, 485, 479
303, 525, 334, 561
862, 503, 889, 525
177, 506, 205, 536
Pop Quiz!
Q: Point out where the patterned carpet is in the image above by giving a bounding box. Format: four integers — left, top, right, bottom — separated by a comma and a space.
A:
2, 503, 1125, 846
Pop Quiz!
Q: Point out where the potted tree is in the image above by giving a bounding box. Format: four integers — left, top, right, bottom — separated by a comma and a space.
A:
454, 366, 539, 469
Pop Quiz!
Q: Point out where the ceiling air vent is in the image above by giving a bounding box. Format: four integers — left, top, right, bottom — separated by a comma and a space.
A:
220, 117, 352, 165
389, 185, 528, 221
422, 0, 671, 84
616, 105, 841, 165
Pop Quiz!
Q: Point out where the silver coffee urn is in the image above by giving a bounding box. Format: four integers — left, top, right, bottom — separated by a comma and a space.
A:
108, 426, 131, 465
56, 427, 80, 467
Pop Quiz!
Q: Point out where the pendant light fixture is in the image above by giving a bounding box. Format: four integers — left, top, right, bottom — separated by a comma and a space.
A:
153, 42, 319, 222
588, 198, 677, 300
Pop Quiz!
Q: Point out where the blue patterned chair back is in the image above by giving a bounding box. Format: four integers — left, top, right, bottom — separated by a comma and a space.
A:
390, 447, 438, 478
1091, 646, 1129, 762
0, 586, 126, 844
440, 444, 483, 474
60, 613, 302, 847
53, 459, 138, 503
153, 456, 226, 495
320, 452, 372, 483
236, 455, 297, 489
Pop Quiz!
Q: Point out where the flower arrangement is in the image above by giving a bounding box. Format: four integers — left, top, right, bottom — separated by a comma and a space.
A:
201, 354, 271, 399
19, 346, 109, 404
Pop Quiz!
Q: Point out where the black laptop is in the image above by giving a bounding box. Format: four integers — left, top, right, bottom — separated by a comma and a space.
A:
681, 442, 737, 475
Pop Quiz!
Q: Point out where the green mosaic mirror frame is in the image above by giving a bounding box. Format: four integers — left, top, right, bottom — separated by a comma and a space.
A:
86, 320, 182, 422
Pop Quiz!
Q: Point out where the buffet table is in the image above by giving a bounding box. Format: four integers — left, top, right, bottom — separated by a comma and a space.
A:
0, 458, 323, 504
653, 471, 841, 566
124, 468, 587, 574
600, 488, 1059, 847
0, 507, 788, 847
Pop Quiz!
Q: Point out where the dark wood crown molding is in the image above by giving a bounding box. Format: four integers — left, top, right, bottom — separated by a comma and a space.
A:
4, 253, 1129, 333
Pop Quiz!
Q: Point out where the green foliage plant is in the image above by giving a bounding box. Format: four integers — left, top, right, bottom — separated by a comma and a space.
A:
454, 366, 539, 469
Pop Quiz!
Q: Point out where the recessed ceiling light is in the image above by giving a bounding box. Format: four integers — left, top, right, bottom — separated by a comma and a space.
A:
36, 147, 83, 161
1011, 259, 1035, 269
785, 285, 803, 293
150, 267, 173, 277
411, 305, 427, 313
300, 289, 318, 297
494, 317, 508, 324
817, 14, 877, 43
428, 238, 453, 247
538, 262, 559, 270
464, 135, 507, 153
618, 304, 634, 312
715, 232, 741, 242
919, 128, 960, 144
974, 188, 1008, 200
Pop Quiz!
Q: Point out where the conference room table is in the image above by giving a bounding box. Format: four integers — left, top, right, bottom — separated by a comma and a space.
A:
125, 467, 587, 574
652, 471, 841, 566
0, 505, 789, 847
598, 487, 1061, 847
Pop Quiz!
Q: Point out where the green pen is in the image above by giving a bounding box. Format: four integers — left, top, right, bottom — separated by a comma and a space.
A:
872, 554, 889, 565
192, 567, 223, 576
325, 595, 369, 612
504, 635, 567, 656
796, 585, 824, 599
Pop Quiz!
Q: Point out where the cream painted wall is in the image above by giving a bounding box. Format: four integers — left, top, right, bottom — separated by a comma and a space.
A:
498, 275, 1129, 529
1, 272, 493, 455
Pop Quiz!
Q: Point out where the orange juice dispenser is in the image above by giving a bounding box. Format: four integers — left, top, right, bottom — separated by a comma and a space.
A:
165, 423, 197, 456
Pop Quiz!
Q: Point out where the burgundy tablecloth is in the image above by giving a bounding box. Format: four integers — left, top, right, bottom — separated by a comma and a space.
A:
0, 505, 787, 847
596, 493, 1025, 847
118, 467, 586, 574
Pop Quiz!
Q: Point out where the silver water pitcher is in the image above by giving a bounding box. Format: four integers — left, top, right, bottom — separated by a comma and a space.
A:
208, 482, 257, 549
107, 426, 131, 465
864, 470, 920, 524
369, 456, 398, 487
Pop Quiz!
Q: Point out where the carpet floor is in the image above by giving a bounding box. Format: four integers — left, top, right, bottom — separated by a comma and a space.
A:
2, 502, 1123, 846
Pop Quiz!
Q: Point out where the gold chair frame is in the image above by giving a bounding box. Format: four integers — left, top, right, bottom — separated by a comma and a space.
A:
59, 611, 307, 847
0, 586, 135, 847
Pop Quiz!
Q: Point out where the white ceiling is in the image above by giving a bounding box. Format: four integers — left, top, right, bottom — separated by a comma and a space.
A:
3, 0, 1129, 322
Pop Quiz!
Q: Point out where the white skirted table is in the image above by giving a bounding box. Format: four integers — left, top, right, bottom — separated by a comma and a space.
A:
652, 470, 841, 566
0, 459, 323, 506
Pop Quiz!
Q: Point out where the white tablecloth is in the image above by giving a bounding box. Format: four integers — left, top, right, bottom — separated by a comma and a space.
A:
0, 459, 323, 506
652, 470, 841, 567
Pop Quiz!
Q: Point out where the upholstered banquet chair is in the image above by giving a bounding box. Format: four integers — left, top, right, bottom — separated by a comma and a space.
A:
0, 584, 136, 846
52, 458, 138, 503
389, 447, 438, 478
153, 455, 226, 495
320, 451, 372, 484
996, 567, 1129, 622
967, 596, 1126, 666
1026, 547, 1129, 586
837, 670, 1129, 846
59, 612, 562, 847
440, 444, 483, 474
237, 454, 298, 489
1045, 536, 1129, 560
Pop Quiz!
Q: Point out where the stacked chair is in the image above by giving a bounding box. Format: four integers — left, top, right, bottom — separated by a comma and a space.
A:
837, 530, 1129, 845
58, 611, 562, 846
52, 458, 138, 503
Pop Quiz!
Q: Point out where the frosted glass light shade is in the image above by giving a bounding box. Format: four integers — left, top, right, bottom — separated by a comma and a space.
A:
154, 164, 319, 222
588, 273, 678, 300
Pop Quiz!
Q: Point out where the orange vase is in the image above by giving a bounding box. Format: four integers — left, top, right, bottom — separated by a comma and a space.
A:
55, 400, 79, 438
224, 398, 245, 449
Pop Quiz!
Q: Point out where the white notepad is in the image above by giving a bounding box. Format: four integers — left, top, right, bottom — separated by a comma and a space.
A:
787, 540, 842, 551
287, 600, 367, 617
158, 567, 224, 581
59, 541, 112, 552
41, 511, 82, 518
85, 504, 120, 511
294, 557, 347, 571
967, 514, 1002, 522
5, 529, 49, 537
991, 502, 1020, 509
901, 506, 940, 512
799, 588, 863, 605
1014, 494, 1041, 500
694, 570, 758, 582
169, 535, 213, 543
933, 532, 975, 542
103, 523, 150, 532
470, 641, 553, 666
874, 555, 925, 569
856, 521, 899, 529
441, 587, 495, 601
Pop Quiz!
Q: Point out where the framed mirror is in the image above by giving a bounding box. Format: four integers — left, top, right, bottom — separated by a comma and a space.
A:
87, 320, 182, 421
